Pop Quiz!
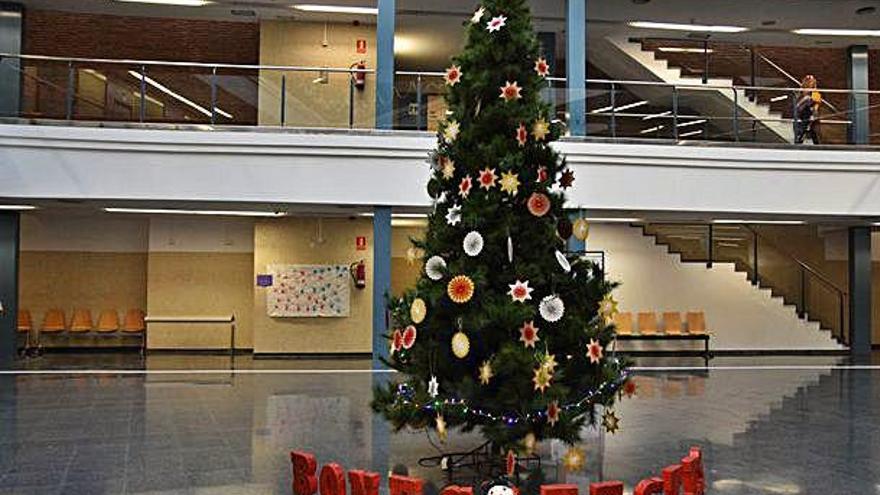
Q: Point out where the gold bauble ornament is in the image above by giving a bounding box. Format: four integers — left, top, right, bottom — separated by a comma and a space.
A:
572, 218, 590, 241
451, 331, 470, 359
410, 298, 426, 324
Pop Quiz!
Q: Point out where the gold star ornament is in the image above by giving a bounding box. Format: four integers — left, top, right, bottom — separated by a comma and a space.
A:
479, 360, 494, 385
532, 365, 552, 393
532, 118, 550, 141
562, 447, 586, 472
499, 171, 520, 196
443, 120, 460, 143
602, 409, 620, 434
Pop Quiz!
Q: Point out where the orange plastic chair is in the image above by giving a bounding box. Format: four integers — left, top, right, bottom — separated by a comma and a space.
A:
686, 311, 707, 335
122, 309, 146, 333
613, 312, 633, 335
69, 309, 94, 333
41, 309, 67, 333
662, 312, 683, 335
96, 310, 120, 333
17, 309, 32, 333
637, 312, 658, 335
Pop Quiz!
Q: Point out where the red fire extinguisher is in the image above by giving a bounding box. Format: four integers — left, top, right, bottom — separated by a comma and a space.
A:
350, 260, 366, 289
351, 60, 366, 91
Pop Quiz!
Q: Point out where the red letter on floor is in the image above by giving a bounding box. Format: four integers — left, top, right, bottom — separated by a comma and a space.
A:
441, 485, 474, 495
634, 478, 663, 495
680, 447, 705, 495
389, 474, 424, 495
291, 451, 318, 495
350, 470, 381, 495
589, 481, 623, 495
320, 463, 346, 495
663, 464, 682, 495
540, 484, 578, 495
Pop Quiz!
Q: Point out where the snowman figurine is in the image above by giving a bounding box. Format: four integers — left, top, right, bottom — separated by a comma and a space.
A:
483, 478, 516, 495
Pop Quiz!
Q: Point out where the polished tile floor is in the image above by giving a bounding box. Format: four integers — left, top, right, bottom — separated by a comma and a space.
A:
1, 353, 878, 494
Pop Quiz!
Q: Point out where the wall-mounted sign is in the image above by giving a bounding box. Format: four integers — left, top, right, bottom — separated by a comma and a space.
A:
356, 39, 367, 54
256, 274, 274, 287
356, 236, 367, 251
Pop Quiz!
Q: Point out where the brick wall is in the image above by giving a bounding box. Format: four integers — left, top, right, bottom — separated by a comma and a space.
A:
21, 9, 259, 124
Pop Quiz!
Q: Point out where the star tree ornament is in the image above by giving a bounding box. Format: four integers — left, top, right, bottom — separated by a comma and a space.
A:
560, 169, 575, 188
459, 175, 473, 198
443, 120, 460, 143
587, 338, 604, 364
428, 375, 439, 398
599, 293, 619, 324
541, 352, 558, 373
478, 168, 497, 190
536, 166, 548, 183
622, 379, 637, 398
534, 57, 550, 77
500, 81, 523, 102
532, 365, 552, 393
519, 320, 540, 348
463, 230, 484, 257
445, 204, 462, 226
516, 123, 528, 146
546, 400, 560, 426
479, 360, 494, 385
539, 295, 565, 322
444, 65, 462, 86
448, 275, 475, 304
562, 447, 586, 472
508, 280, 534, 303
500, 171, 520, 196
532, 118, 550, 141
486, 15, 507, 32
440, 156, 456, 180
425, 255, 447, 281
602, 409, 620, 434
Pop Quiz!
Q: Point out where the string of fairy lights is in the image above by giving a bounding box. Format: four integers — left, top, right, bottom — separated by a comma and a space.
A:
392, 358, 629, 427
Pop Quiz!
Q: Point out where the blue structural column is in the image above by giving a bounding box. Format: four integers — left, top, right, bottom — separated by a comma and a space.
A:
567, 212, 585, 253
848, 227, 872, 355
0, 212, 19, 367
0, 3, 22, 118
372, 206, 392, 367
375, 0, 395, 130
847, 46, 870, 145
566, 0, 586, 136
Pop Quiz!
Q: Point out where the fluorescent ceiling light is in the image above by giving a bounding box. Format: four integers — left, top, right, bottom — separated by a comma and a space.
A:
0, 205, 36, 211
116, 0, 212, 6
657, 47, 715, 53
614, 100, 648, 112
793, 28, 880, 37
628, 21, 748, 33
713, 219, 805, 225
294, 4, 378, 15
643, 110, 671, 121
584, 217, 643, 223
770, 95, 789, 102
677, 119, 707, 128
590, 105, 614, 114
128, 70, 233, 120
678, 129, 703, 138
104, 207, 286, 217
360, 212, 428, 219
640, 125, 664, 134
0, 11, 22, 18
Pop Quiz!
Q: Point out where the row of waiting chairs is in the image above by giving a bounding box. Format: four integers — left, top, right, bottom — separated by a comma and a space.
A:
18, 308, 146, 334
614, 311, 707, 336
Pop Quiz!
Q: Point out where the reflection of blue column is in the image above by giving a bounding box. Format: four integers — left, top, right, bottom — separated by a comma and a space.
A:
848, 227, 871, 356
376, 0, 396, 129
566, 0, 586, 136
847, 46, 870, 145
0, 212, 19, 367
0, 4, 22, 118
371, 373, 392, 494
373, 207, 392, 368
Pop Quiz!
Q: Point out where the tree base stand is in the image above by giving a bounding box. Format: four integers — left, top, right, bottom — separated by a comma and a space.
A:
418, 441, 542, 487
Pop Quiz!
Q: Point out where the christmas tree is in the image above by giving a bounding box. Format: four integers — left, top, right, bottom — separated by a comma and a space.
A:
372, 0, 629, 467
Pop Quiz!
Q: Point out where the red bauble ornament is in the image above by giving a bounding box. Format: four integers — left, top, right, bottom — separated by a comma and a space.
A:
527, 192, 551, 217
402, 325, 417, 349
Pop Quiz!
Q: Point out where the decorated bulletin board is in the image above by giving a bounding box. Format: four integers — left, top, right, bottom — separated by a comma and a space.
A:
267, 264, 351, 318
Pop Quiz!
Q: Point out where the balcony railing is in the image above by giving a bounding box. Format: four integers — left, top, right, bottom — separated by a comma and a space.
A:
1, 52, 878, 146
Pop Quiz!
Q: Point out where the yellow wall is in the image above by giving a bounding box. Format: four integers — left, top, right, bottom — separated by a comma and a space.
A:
391, 224, 425, 296
146, 252, 254, 350
253, 218, 373, 354
259, 20, 376, 128
19, 251, 148, 331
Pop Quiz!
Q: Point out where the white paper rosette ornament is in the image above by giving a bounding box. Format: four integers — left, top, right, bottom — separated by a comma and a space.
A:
425, 256, 447, 281
539, 295, 565, 322
463, 231, 484, 257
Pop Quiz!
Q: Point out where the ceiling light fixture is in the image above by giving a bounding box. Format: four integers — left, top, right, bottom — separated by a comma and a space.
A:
614, 100, 649, 112
677, 119, 707, 128
293, 4, 378, 15
792, 28, 880, 36
104, 208, 286, 217
657, 47, 714, 53
640, 125, 664, 134
628, 21, 748, 33
642, 110, 672, 121
115, 0, 213, 6
584, 217, 644, 223
770, 95, 789, 102
0, 205, 37, 211
128, 71, 233, 120
678, 129, 703, 138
